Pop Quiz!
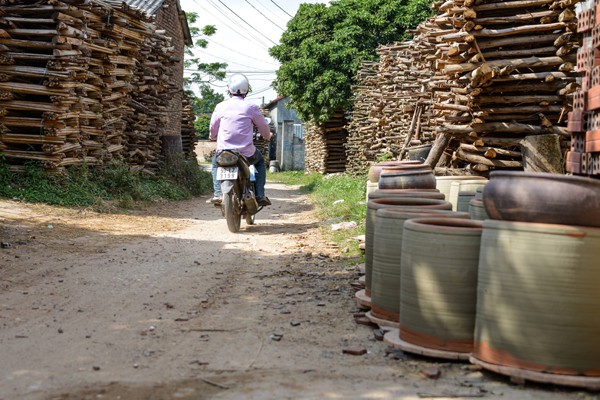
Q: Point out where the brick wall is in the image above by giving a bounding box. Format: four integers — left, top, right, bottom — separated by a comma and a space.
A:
155, 0, 185, 148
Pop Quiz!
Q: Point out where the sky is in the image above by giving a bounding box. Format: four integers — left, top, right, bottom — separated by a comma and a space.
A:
180, 0, 321, 106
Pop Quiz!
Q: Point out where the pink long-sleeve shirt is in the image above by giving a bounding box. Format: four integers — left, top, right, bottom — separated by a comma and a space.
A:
209, 96, 272, 157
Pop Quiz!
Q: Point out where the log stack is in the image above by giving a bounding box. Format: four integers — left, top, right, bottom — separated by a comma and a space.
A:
567, 0, 600, 176
181, 92, 197, 159
305, 111, 348, 173
346, 39, 437, 176
0, 0, 182, 174
426, 0, 581, 173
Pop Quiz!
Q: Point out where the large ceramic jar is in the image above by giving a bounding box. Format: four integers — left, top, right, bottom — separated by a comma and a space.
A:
435, 176, 487, 203
448, 180, 488, 211
370, 211, 469, 326
379, 165, 436, 190
474, 220, 600, 382
367, 160, 422, 183
398, 218, 483, 355
364, 198, 452, 298
469, 198, 488, 221
483, 171, 600, 227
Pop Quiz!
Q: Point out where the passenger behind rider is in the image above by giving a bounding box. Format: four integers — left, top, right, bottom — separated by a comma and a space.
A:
207, 74, 272, 206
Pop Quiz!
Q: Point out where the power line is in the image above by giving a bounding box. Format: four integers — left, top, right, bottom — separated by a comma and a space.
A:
253, 0, 289, 25
201, 36, 278, 66
270, 0, 293, 18
244, 0, 284, 31
215, 0, 277, 46
192, 0, 271, 50
192, 49, 273, 71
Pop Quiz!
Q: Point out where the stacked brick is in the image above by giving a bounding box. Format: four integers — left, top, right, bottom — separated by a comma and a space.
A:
567, 0, 600, 175
181, 92, 197, 159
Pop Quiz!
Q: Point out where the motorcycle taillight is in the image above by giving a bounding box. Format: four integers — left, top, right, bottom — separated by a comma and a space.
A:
216, 151, 239, 166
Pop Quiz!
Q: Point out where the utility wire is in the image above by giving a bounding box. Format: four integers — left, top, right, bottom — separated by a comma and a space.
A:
199, 36, 279, 66
192, 0, 271, 50
270, 0, 293, 18
244, 0, 284, 31
253, 0, 288, 25
215, 0, 278, 46
193, 49, 272, 71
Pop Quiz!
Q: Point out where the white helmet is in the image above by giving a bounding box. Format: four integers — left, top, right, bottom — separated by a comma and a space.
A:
228, 74, 249, 95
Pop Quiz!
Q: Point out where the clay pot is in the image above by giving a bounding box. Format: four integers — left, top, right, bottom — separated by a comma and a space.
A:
367, 160, 422, 183
448, 180, 488, 211
457, 190, 476, 212
371, 211, 469, 325
474, 219, 600, 377
364, 198, 453, 297
368, 189, 444, 201
483, 171, 600, 227
469, 198, 488, 220
435, 176, 488, 202
379, 166, 436, 190
400, 218, 483, 354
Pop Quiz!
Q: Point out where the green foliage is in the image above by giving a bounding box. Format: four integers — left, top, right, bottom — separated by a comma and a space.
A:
375, 152, 395, 162
271, 171, 367, 256
0, 158, 212, 209
184, 12, 227, 92
269, 0, 434, 123
188, 86, 224, 139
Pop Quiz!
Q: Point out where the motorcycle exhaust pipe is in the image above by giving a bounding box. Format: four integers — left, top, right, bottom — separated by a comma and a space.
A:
243, 192, 259, 214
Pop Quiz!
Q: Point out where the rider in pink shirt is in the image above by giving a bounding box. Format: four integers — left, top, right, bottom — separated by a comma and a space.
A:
208, 74, 272, 205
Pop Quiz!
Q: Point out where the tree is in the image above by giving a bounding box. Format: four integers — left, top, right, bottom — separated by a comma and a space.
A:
189, 86, 225, 140
269, 0, 434, 123
183, 12, 227, 139
184, 12, 227, 91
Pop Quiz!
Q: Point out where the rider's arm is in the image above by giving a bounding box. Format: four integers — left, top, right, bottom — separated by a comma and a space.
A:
209, 107, 221, 141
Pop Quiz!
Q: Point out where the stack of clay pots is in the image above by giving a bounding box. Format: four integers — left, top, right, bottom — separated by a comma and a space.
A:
358, 168, 600, 390
470, 171, 600, 389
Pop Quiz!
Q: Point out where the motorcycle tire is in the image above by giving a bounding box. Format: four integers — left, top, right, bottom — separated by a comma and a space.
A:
223, 191, 241, 233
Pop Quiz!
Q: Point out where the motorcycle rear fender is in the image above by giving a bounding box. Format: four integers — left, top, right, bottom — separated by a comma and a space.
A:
220, 180, 234, 194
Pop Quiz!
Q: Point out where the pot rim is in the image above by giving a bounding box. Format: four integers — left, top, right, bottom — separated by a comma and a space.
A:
489, 171, 600, 188
404, 217, 483, 233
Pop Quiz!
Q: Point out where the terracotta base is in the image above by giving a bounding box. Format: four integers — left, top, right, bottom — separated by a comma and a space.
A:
470, 355, 600, 390
355, 289, 371, 309
365, 311, 399, 328
384, 329, 469, 361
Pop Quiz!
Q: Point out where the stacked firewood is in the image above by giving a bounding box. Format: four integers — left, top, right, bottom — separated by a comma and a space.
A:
346, 61, 378, 175
125, 30, 176, 172
426, 0, 581, 173
0, 0, 181, 174
346, 38, 437, 176
305, 111, 348, 173
181, 92, 197, 159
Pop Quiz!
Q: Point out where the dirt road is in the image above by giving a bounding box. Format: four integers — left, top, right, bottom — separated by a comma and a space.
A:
0, 181, 594, 400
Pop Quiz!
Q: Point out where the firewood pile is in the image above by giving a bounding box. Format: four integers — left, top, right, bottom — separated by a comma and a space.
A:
181, 92, 196, 159
0, 0, 180, 174
566, 1, 600, 176
425, 0, 581, 173
346, 39, 436, 176
305, 111, 348, 173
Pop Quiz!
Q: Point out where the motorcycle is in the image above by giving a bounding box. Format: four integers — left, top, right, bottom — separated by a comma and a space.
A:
215, 149, 262, 233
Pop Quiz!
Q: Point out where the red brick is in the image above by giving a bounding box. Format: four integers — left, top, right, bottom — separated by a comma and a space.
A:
587, 86, 600, 110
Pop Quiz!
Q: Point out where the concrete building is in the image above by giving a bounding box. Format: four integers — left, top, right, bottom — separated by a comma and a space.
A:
264, 97, 305, 171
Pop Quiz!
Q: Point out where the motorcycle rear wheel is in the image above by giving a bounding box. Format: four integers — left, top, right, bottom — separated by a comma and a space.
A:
223, 191, 241, 233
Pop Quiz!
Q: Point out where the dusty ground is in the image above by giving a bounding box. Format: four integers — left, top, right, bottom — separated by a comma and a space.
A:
0, 180, 597, 400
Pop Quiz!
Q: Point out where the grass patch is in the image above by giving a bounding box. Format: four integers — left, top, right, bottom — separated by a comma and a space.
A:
0, 156, 213, 210
271, 171, 366, 257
